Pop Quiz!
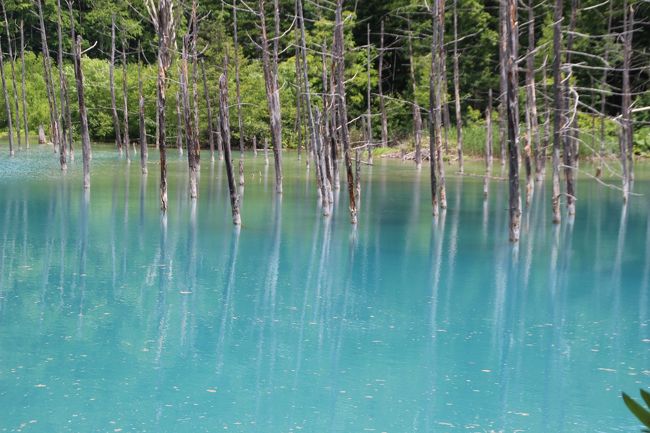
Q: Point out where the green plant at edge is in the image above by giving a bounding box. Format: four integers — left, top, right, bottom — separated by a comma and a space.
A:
623, 389, 650, 432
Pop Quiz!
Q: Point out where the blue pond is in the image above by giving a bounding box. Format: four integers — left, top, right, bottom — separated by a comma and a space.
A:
0, 146, 648, 432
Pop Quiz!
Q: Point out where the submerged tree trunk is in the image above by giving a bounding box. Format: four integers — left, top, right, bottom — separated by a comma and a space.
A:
620, 0, 633, 202
2, 4, 21, 148
200, 59, 215, 161
378, 20, 388, 147
36, 0, 59, 153
138, 43, 148, 174
73, 35, 91, 190
0, 35, 14, 156
452, 0, 463, 173
505, 0, 521, 242
334, 0, 357, 224
218, 72, 241, 225
110, 16, 123, 155
551, 0, 563, 224
259, 0, 283, 194
19, 20, 28, 147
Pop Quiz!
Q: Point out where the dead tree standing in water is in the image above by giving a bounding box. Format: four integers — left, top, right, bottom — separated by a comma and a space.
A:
259, 0, 283, 194
218, 71, 241, 225
505, 0, 521, 242
2, 4, 21, 148
484, 88, 493, 198
333, 0, 357, 224
145, 0, 176, 212
19, 20, 28, 147
620, 0, 634, 202
233, 0, 245, 158
378, 20, 388, 147
551, 0, 563, 224
110, 16, 123, 155
523, 0, 538, 204
452, 0, 463, 173
200, 59, 215, 161
562, 0, 578, 216
138, 43, 148, 174
180, 13, 199, 200
407, 22, 422, 170
595, 0, 613, 179
36, 0, 59, 153
498, 0, 507, 167
0, 33, 14, 156
122, 37, 130, 161
72, 36, 91, 189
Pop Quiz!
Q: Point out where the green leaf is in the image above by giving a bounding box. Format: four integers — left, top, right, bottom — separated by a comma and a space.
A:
642, 390, 650, 409
623, 392, 650, 428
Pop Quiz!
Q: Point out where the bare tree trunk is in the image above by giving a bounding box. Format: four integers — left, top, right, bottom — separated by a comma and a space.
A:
334, 0, 357, 224
378, 20, 388, 147
36, 0, 59, 153
563, 0, 578, 216
138, 43, 148, 174
218, 72, 241, 225
551, 0, 563, 224
54, 0, 69, 169
505, 0, 521, 242
434, 0, 447, 209
176, 90, 184, 155
524, 0, 539, 199
200, 59, 215, 162
146, 0, 176, 212
294, 26, 303, 161
19, 20, 28, 147
429, 1, 441, 217
620, 0, 633, 202
323, 42, 339, 187
73, 36, 91, 190
407, 24, 422, 170
484, 88, 493, 198
498, 0, 507, 167
110, 16, 123, 155
540, 59, 550, 180
253, 135, 257, 156
365, 24, 374, 164
264, 137, 269, 165
122, 37, 130, 162
190, 2, 201, 168
259, 0, 283, 194
596, 0, 613, 179
38, 125, 47, 144
233, 0, 245, 158
180, 32, 198, 199
2, 3, 21, 148
452, 0, 463, 173
0, 34, 14, 156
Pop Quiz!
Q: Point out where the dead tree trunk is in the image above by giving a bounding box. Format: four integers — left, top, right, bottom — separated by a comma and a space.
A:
505, 0, 521, 242
498, 0, 507, 167
54, 0, 68, 168
429, 0, 442, 217
484, 88, 493, 198
122, 37, 130, 161
253, 135, 257, 156
259, 0, 283, 194
36, 0, 59, 153
620, 0, 633, 202
190, 1, 201, 168
434, 0, 447, 210
2, 3, 21, 148
233, 0, 245, 157
145, 0, 176, 212
366, 25, 374, 164
378, 20, 388, 147
180, 35, 198, 199
0, 34, 14, 156
334, 0, 357, 224
407, 23, 422, 170
176, 90, 184, 154
562, 0, 578, 216
452, 0, 463, 173
110, 16, 123, 155
525, 0, 541, 183
138, 43, 148, 174
73, 35, 91, 189
200, 59, 215, 161
38, 125, 47, 144
551, 0, 563, 224
596, 0, 613, 179
218, 72, 241, 225
19, 20, 28, 147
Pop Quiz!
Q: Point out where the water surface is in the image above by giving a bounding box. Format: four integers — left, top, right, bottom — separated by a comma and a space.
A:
0, 146, 648, 432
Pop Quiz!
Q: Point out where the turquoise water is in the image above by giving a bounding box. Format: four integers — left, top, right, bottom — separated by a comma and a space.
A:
0, 146, 648, 433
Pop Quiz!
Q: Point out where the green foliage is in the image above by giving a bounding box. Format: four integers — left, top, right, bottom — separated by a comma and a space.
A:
622, 390, 650, 432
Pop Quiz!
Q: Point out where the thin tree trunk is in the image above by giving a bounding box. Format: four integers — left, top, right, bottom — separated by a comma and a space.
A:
36, 0, 59, 153
19, 20, 28, 147
73, 35, 91, 190
200, 59, 215, 161
366, 24, 374, 164
525, 0, 541, 183
180, 35, 198, 199
551, 0, 563, 224
484, 88, 493, 198
38, 125, 47, 144
540, 58, 550, 180
253, 135, 257, 156
334, 0, 357, 224
190, 1, 200, 168
498, 0, 507, 166
122, 37, 130, 162
264, 137, 269, 165
435, 0, 447, 209
505, 0, 521, 242
218, 72, 241, 225
138, 43, 148, 174
54, 0, 69, 169
596, 0, 613, 179
452, 0, 463, 173
620, 0, 633, 202
378, 20, 388, 147
176, 90, 184, 154
110, 16, 123, 155
259, 0, 283, 194
429, 1, 441, 217
0, 34, 14, 156
233, 0, 245, 157
2, 3, 21, 148
294, 24, 303, 161
407, 24, 422, 170
561, 0, 578, 215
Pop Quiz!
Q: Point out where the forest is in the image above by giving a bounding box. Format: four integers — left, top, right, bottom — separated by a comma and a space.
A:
0, 0, 649, 239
